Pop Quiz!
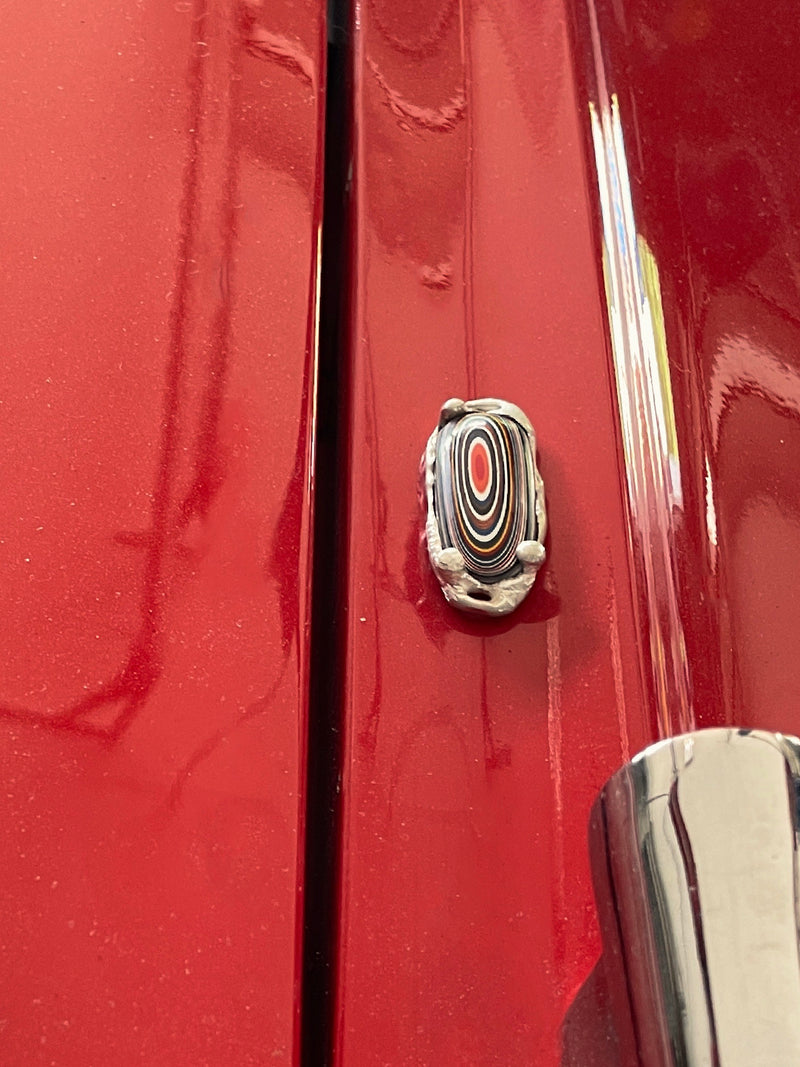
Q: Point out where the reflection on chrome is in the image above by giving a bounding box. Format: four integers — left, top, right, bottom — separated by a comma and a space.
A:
592, 728, 800, 1066
586, 0, 692, 736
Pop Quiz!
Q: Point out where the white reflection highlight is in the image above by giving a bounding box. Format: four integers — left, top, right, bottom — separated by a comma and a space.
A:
705, 455, 718, 558
588, 84, 693, 736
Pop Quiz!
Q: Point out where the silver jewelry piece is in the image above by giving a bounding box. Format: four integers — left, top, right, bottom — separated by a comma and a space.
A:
423, 397, 547, 616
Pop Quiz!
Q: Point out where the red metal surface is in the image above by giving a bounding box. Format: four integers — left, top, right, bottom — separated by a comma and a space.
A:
0, 1, 324, 1062
573, 0, 800, 738
334, 1, 657, 1062
336, 1, 800, 1061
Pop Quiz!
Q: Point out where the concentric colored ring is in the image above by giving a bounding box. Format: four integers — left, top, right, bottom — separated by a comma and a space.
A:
435, 412, 534, 580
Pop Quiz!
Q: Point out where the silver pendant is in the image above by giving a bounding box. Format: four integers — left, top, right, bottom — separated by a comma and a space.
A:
423, 398, 547, 616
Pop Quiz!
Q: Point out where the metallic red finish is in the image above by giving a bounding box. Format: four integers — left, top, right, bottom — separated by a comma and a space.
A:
334, 1, 657, 1061
573, 0, 800, 738
337, 1, 800, 1060
0, 1, 323, 1061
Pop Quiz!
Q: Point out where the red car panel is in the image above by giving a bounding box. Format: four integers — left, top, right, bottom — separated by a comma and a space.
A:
572, 0, 800, 738
0, 1, 324, 1061
5, 0, 800, 1061
333, 1, 656, 1061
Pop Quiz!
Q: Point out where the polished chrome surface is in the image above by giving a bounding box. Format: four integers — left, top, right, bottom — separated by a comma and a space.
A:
423, 398, 546, 615
592, 728, 800, 1066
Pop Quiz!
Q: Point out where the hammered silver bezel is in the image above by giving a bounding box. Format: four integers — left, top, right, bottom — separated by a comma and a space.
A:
423, 397, 547, 616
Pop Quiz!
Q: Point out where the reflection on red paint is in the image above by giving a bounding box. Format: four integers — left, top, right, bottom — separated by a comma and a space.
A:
0, 0, 323, 1062
570, 0, 800, 736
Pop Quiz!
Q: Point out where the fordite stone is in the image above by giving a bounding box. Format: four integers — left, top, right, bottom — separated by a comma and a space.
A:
423, 399, 546, 615
436, 412, 530, 579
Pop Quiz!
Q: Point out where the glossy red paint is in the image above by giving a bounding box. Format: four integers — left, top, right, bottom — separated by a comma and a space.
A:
0, 1, 323, 1062
334, 0, 657, 1061
571, 0, 800, 738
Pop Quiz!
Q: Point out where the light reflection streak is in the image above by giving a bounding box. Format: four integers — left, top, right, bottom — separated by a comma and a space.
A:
709, 333, 800, 448
705, 455, 718, 560
588, 79, 694, 735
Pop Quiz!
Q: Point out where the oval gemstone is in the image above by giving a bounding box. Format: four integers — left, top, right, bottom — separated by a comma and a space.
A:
435, 411, 534, 581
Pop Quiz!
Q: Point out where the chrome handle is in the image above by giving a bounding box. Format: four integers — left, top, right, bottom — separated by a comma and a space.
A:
592, 728, 800, 1067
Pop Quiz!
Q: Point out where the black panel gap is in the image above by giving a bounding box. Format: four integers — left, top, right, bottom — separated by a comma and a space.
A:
300, 2, 351, 1064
